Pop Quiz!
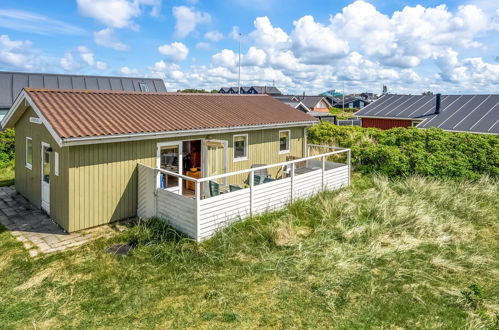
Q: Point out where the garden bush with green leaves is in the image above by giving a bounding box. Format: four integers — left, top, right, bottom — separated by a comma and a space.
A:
0, 129, 15, 168
307, 122, 499, 180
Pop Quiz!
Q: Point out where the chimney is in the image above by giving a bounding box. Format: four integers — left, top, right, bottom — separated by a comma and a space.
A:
435, 93, 441, 114
302, 91, 305, 101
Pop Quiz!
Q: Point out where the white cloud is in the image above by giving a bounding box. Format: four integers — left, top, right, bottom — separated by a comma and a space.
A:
0, 34, 40, 70
291, 16, 349, 64
138, 1, 499, 94
59, 45, 108, 71
196, 42, 211, 50
95, 61, 108, 70
204, 30, 223, 42
249, 16, 290, 49
0, 9, 85, 36
172, 6, 211, 38
94, 28, 129, 51
244, 47, 266, 66
119, 66, 139, 75
77, 45, 94, 66
158, 42, 189, 62
76, 0, 160, 29
330, 1, 491, 67
60, 52, 80, 71
230, 26, 240, 40
211, 49, 238, 68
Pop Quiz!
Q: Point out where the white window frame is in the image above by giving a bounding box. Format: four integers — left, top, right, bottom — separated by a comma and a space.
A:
54, 152, 59, 176
25, 137, 33, 170
233, 134, 248, 162
278, 130, 291, 154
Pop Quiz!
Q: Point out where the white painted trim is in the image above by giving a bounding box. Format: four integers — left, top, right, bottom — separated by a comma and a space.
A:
233, 133, 248, 162
278, 129, 291, 154
25, 137, 33, 170
41, 142, 50, 214
61, 121, 316, 146
54, 152, 59, 176
2, 91, 63, 147
156, 141, 183, 194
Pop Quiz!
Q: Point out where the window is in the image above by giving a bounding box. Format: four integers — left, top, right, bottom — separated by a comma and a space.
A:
279, 130, 290, 154
54, 152, 59, 176
25, 137, 33, 170
139, 82, 149, 92
233, 134, 248, 161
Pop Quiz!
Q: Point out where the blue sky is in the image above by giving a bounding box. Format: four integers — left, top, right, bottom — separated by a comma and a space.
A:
0, 0, 498, 94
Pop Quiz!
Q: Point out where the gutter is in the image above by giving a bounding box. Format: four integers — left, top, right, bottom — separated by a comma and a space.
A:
61, 121, 317, 146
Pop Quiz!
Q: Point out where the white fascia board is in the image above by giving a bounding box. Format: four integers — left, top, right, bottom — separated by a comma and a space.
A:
61, 121, 317, 146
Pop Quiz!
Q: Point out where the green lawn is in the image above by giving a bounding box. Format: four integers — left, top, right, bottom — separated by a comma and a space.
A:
1, 176, 498, 328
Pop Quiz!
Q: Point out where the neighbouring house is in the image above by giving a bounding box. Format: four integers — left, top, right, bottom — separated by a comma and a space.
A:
272, 95, 336, 123
332, 96, 371, 109
219, 86, 282, 95
0, 71, 166, 122
2, 89, 351, 240
355, 94, 499, 134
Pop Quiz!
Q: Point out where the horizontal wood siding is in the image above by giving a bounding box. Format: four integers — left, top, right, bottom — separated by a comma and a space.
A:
361, 118, 412, 130
157, 189, 197, 238
14, 107, 69, 229
68, 127, 305, 231
198, 189, 251, 239
194, 162, 350, 240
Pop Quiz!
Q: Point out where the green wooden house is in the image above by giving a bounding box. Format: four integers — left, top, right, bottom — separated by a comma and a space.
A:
1, 88, 319, 232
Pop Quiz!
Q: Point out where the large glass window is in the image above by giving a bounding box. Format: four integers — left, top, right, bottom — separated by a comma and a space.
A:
25, 137, 33, 170
233, 134, 248, 161
159, 144, 180, 188
279, 130, 290, 154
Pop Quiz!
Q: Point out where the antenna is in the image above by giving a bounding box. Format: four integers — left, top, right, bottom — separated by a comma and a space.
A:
238, 33, 242, 94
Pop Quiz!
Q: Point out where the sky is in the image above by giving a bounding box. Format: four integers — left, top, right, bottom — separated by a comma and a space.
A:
0, 0, 498, 95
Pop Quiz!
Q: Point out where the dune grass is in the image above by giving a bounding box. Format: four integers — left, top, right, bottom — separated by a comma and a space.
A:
0, 175, 498, 328
0, 162, 14, 187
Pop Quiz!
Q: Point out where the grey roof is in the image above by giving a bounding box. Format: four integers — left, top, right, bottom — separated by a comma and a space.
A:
0, 71, 167, 109
300, 96, 328, 109
355, 94, 499, 134
249, 86, 282, 95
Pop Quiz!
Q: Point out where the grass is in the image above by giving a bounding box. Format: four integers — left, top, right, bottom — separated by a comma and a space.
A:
329, 107, 358, 120
0, 175, 498, 328
0, 162, 14, 187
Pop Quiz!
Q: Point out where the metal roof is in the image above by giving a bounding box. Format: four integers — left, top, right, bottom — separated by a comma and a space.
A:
4, 89, 316, 139
355, 94, 499, 134
0, 71, 167, 109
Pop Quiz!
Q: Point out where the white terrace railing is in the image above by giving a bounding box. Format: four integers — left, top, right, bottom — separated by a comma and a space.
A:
137, 145, 351, 242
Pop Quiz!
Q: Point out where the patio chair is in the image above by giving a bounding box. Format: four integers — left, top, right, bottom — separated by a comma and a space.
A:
263, 177, 276, 183
246, 164, 271, 185
209, 181, 221, 197
229, 184, 242, 192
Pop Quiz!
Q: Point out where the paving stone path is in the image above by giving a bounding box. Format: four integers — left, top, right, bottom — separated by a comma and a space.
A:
0, 186, 119, 257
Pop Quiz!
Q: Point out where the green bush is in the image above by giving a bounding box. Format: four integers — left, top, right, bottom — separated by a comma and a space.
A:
0, 129, 15, 168
307, 122, 499, 180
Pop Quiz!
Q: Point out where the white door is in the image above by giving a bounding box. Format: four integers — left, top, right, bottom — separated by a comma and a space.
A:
157, 142, 183, 194
41, 142, 51, 214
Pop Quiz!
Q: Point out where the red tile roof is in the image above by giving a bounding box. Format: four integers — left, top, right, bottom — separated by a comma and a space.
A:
24, 89, 317, 139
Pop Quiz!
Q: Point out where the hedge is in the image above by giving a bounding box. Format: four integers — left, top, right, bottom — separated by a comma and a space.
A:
307, 122, 499, 180
0, 129, 15, 168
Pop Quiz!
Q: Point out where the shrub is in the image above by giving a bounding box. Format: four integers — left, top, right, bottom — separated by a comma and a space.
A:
0, 129, 15, 168
307, 122, 499, 180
